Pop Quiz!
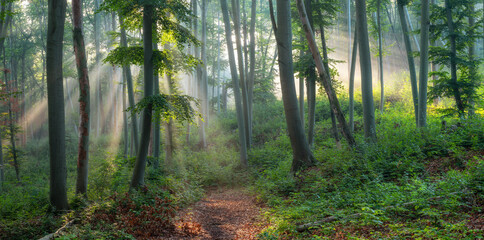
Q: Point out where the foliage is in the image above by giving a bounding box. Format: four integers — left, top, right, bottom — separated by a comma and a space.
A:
103, 46, 200, 75
428, 0, 483, 115
126, 93, 200, 124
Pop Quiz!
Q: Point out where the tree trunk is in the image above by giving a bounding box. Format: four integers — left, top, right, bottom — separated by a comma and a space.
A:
444, 0, 464, 114
467, 4, 476, 115
305, 0, 316, 148
165, 73, 174, 166
295, 0, 357, 146
131, 5, 154, 189
153, 41, 161, 168
220, 0, 249, 167
123, 70, 129, 159
72, 0, 90, 196
94, 0, 102, 136
298, 43, 304, 125
355, 0, 376, 141
247, 0, 256, 144
377, 0, 384, 113
3, 53, 20, 182
417, 0, 429, 127
199, 0, 208, 148
349, 28, 358, 132
272, 0, 315, 171
320, 25, 341, 145
232, 0, 251, 150
120, 16, 139, 154
397, 0, 418, 124
47, 0, 69, 210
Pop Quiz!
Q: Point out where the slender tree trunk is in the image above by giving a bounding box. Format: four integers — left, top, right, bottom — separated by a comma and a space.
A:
232, 0, 251, 150
153, 41, 161, 168
220, 0, 248, 167
123, 70, 129, 159
295, 0, 357, 146
355, 0, 376, 141
94, 0, 102, 136
305, 0, 316, 148
131, 5, 154, 189
405, 7, 420, 51
3, 52, 20, 182
377, 0, 384, 113
247, 0, 256, 144
199, 0, 208, 148
120, 16, 139, 154
165, 73, 174, 166
397, 0, 418, 124
349, 28, 357, 132
320, 25, 341, 145
444, 0, 464, 114
47, 0, 69, 210
272, 0, 315, 171
298, 43, 305, 125
417, 0, 429, 127
72, 0, 90, 196
306, 68, 316, 147
467, 3, 476, 115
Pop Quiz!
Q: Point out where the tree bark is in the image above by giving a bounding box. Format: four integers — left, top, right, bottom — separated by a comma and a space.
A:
232, 0, 250, 149
320, 25, 341, 145
247, 0, 256, 144
220, 0, 249, 167
232, 0, 251, 150
397, 0, 418, 123
153, 39, 161, 168
131, 5, 154, 189
273, 0, 315, 172
355, 0, 376, 141
444, 0, 464, 114
72, 0, 90, 196
94, 0, 103, 136
47, 0, 69, 210
305, 0, 316, 148
349, 28, 357, 132
119, 16, 139, 154
417, 0, 429, 127
377, 0, 384, 113
199, 0, 208, 148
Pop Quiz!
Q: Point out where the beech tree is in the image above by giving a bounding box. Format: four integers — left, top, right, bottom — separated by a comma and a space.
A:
356, 0, 376, 141
46, 0, 69, 210
417, 0, 429, 127
220, 0, 248, 167
271, 0, 315, 171
397, 0, 418, 123
72, 0, 90, 196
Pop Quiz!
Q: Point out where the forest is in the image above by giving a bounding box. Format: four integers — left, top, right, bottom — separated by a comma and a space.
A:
0, 0, 483, 239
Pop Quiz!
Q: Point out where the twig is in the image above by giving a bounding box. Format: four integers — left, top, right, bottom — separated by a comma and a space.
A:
38, 219, 75, 240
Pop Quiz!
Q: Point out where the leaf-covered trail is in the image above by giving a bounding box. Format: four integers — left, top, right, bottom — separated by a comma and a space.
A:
168, 188, 267, 239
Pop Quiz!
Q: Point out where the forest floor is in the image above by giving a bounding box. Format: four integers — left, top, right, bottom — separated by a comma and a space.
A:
166, 188, 268, 240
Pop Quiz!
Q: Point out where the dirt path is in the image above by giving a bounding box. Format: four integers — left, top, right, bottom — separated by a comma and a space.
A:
168, 188, 267, 240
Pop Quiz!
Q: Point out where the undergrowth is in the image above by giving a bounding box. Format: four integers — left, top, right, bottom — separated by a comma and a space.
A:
249, 98, 484, 239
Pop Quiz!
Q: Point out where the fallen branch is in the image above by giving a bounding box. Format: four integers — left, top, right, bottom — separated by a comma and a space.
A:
296, 191, 466, 232
38, 219, 75, 240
